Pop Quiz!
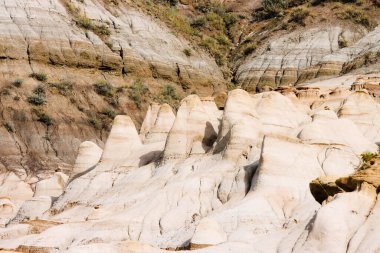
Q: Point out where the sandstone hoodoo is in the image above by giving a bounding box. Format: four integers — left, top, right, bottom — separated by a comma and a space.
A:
1, 84, 380, 252
0, 0, 380, 252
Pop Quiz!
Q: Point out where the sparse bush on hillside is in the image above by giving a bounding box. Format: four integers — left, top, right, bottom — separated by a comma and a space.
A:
76, 15, 92, 30
128, 80, 149, 109
34, 109, 52, 126
76, 15, 111, 36
28, 95, 46, 106
195, 0, 225, 13
28, 84, 47, 106
262, 0, 288, 17
338, 8, 374, 28
94, 81, 114, 97
190, 16, 207, 28
243, 43, 257, 56
161, 7, 197, 37
51, 81, 74, 96
33, 84, 46, 96
12, 79, 22, 88
144, 0, 237, 72
361, 152, 377, 162
156, 84, 182, 108
289, 8, 309, 26
101, 107, 117, 119
200, 38, 228, 66
374, 0, 380, 7
63, 0, 111, 37
30, 72, 47, 82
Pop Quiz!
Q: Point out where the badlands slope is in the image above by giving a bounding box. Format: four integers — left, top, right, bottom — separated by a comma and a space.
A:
1, 75, 380, 252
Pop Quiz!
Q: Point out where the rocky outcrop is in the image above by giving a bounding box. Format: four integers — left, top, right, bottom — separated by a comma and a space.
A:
0, 0, 226, 184
0, 0, 224, 88
236, 24, 380, 91
311, 157, 380, 203
1, 84, 380, 252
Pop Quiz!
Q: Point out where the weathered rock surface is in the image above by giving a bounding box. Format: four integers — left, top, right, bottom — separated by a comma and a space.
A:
0, 0, 226, 186
1, 84, 380, 252
0, 0, 224, 87
311, 157, 380, 203
236, 25, 380, 91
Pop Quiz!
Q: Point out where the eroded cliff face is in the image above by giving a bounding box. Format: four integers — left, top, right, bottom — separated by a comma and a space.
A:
235, 15, 380, 92
1, 76, 380, 252
0, 1, 380, 251
0, 0, 228, 180
0, 0, 224, 86
0, 0, 380, 180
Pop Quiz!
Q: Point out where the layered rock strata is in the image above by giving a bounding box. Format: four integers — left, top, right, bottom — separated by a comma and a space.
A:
1, 85, 380, 252
236, 25, 380, 91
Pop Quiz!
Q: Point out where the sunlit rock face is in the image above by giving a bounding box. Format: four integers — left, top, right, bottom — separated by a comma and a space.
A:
0, 0, 224, 87
1, 83, 380, 253
236, 25, 380, 92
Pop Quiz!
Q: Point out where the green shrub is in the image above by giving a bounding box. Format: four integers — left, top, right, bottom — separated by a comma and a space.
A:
30, 72, 47, 82
76, 15, 92, 29
191, 16, 207, 28
339, 8, 374, 28
35, 110, 52, 126
101, 107, 117, 119
128, 80, 149, 109
161, 84, 179, 100
161, 7, 196, 37
28, 84, 47, 105
195, 0, 225, 14
200, 38, 225, 66
361, 152, 377, 162
33, 84, 46, 96
289, 8, 309, 26
65, 3, 111, 37
222, 12, 238, 29
28, 95, 46, 106
262, 0, 288, 17
94, 81, 114, 97
12, 79, 23, 88
243, 43, 256, 56
156, 84, 181, 108
52, 81, 74, 95
216, 35, 231, 46
93, 24, 111, 36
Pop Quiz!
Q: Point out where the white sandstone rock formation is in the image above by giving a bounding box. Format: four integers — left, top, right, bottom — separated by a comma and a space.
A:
0, 87, 379, 253
236, 24, 380, 91
34, 172, 69, 198
140, 103, 176, 144
71, 141, 103, 179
